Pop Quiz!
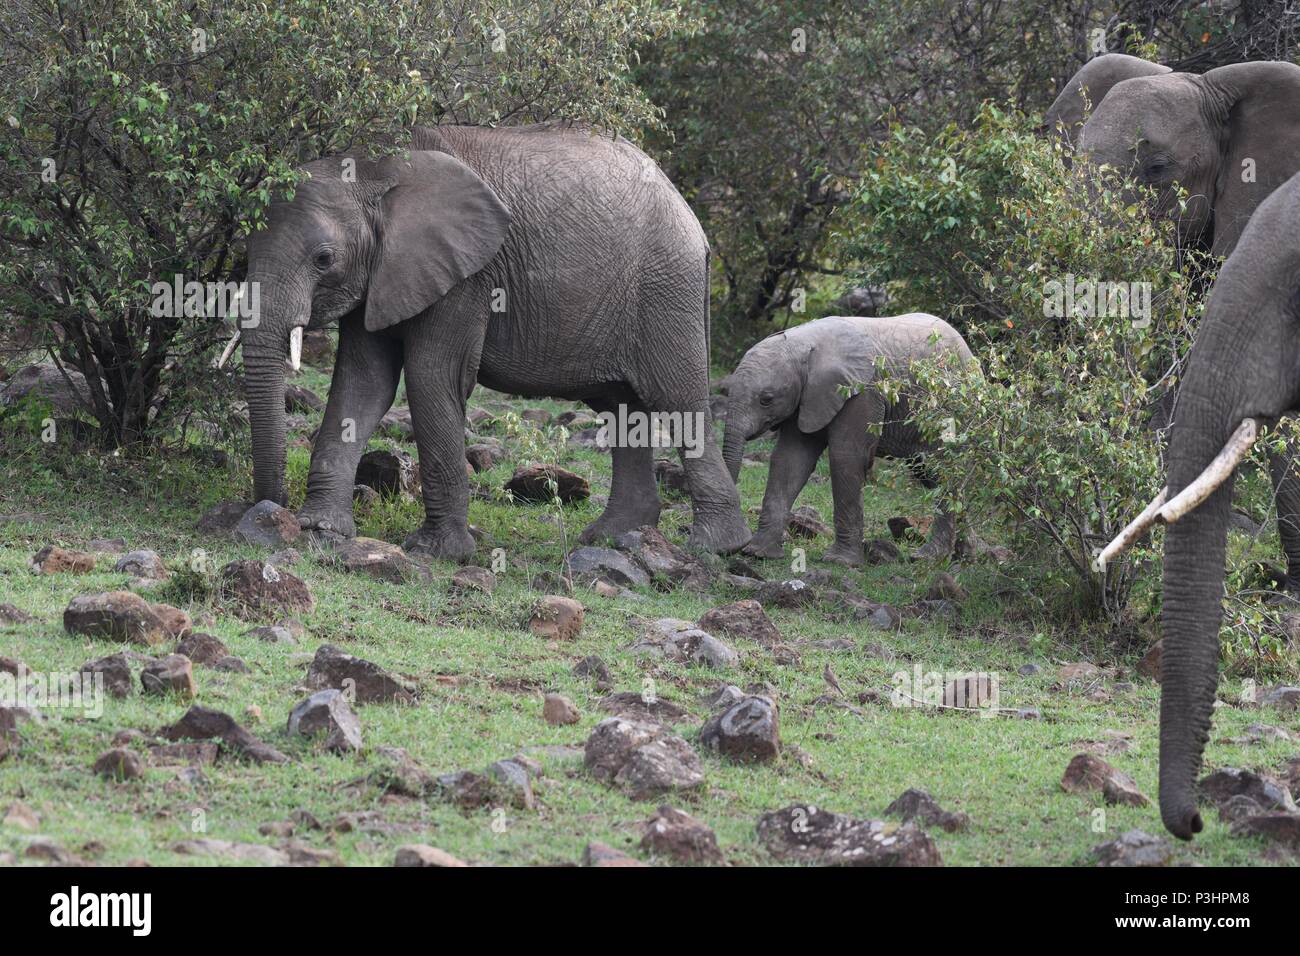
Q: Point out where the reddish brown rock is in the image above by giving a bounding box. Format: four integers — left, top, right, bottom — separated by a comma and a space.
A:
1061, 754, 1149, 807
697, 599, 781, 647
542, 693, 580, 726
505, 464, 590, 504
93, 748, 144, 781
161, 704, 289, 764
220, 560, 315, 616
31, 545, 96, 574
63, 591, 168, 646
305, 644, 415, 704
528, 596, 585, 641
641, 805, 725, 865
1137, 640, 1163, 682
141, 654, 197, 699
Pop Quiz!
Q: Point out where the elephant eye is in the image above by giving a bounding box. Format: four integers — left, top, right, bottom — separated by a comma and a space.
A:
1140, 158, 1171, 182
759, 392, 775, 406
313, 248, 335, 271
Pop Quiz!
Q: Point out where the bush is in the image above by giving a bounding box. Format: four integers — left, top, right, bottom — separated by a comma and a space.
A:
0, 0, 683, 447
839, 104, 1206, 621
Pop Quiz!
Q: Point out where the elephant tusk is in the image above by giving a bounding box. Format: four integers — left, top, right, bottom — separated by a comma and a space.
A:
288, 326, 303, 372
215, 328, 241, 369
1157, 418, 1258, 525
1093, 487, 1167, 572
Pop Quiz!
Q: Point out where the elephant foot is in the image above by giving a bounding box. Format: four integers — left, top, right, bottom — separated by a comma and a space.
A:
404, 523, 476, 564
742, 533, 785, 560
687, 508, 751, 555
822, 544, 864, 567
577, 502, 663, 546
298, 504, 356, 539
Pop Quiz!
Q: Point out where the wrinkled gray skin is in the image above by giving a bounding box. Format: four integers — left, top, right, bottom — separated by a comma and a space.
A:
1077, 60, 1300, 591
1042, 53, 1171, 149
242, 124, 749, 561
721, 314, 975, 566
1155, 171, 1300, 839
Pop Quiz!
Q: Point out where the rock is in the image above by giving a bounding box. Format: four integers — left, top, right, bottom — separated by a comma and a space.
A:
150, 603, 192, 639
394, 845, 467, 867
212, 656, 250, 673
327, 537, 431, 584
556, 409, 599, 429
435, 770, 495, 809
197, 500, 249, 534
353, 484, 380, 506
233, 500, 301, 547
30, 545, 96, 574
114, 549, 168, 580
653, 459, 690, 497
243, 624, 298, 645
450, 566, 496, 594
925, 572, 967, 603
220, 560, 315, 616
466, 406, 494, 428
865, 538, 901, 564
140, 654, 197, 699
757, 805, 942, 867
584, 717, 704, 800
699, 695, 780, 762
884, 788, 970, 833
1218, 724, 1293, 745
1092, 829, 1173, 867
529, 596, 585, 640
1199, 768, 1298, 815
597, 691, 689, 725
368, 746, 436, 797
629, 618, 739, 669
79, 653, 135, 698
161, 704, 289, 764
565, 547, 650, 587
465, 443, 504, 473
1259, 685, 1300, 712
149, 741, 219, 766
1061, 754, 1149, 807
1018, 663, 1042, 677
0, 362, 94, 415
287, 689, 363, 753
1231, 811, 1300, 850
93, 748, 144, 781
24, 839, 87, 866
520, 408, 552, 427
171, 838, 288, 866
0, 604, 35, 625
698, 599, 781, 647
543, 693, 580, 726
2, 800, 39, 831
506, 463, 590, 503
756, 579, 817, 609
573, 655, 612, 689
284, 383, 324, 412
356, 448, 420, 498
305, 644, 416, 704
614, 526, 711, 590
1137, 640, 1163, 682
582, 842, 648, 867
788, 505, 831, 538
86, 537, 126, 554
63, 591, 168, 645
888, 516, 932, 542
641, 805, 724, 865
485, 758, 535, 810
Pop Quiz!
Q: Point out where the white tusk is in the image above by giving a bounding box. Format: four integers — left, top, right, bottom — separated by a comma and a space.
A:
1093, 487, 1167, 572
288, 326, 303, 372
215, 328, 241, 369
1157, 418, 1258, 524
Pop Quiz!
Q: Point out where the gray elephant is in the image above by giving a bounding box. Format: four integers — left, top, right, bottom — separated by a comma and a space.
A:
229, 124, 750, 560
1096, 170, 1300, 840
1042, 53, 1170, 148
1077, 59, 1300, 590
721, 313, 976, 566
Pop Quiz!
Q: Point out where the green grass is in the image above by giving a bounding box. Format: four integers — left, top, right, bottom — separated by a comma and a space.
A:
0, 364, 1297, 866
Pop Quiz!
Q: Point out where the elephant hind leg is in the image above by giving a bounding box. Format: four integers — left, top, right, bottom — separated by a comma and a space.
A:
577, 397, 662, 545
906, 455, 957, 561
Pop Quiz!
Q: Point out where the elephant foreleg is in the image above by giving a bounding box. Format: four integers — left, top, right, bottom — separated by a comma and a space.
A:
907, 455, 957, 561
299, 310, 403, 538
1268, 443, 1300, 592
744, 421, 827, 559
823, 393, 876, 566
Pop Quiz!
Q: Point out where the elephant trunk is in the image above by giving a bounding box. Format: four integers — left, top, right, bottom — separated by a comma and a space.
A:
1157, 372, 1237, 839
722, 411, 750, 483
242, 272, 306, 506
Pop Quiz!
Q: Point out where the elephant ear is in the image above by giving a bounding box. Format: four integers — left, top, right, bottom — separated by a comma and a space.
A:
364, 150, 512, 332
1208, 63, 1300, 255
796, 320, 880, 434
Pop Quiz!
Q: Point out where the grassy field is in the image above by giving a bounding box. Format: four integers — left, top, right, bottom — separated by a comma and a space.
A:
0, 357, 1297, 867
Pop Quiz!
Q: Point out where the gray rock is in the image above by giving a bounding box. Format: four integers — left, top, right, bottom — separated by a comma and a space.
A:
1092, 829, 1172, 867
584, 717, 703, 800
757, 804, 941, 866
287, 689, 362, 753
629, 618, 738, 669
566, 547, 650, 587
113, 549, 168, 580
699, 695, 780, 762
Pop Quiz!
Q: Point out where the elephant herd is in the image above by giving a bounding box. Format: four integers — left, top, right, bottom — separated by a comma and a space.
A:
225, 55, 1300, 841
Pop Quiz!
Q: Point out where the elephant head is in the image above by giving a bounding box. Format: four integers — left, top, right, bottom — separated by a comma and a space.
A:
1077, 61, 1300, 256
721, 317, 879, 480
1098, 171, 1300, 839
235, 150, 511, 505
1042, 53, 1170, 149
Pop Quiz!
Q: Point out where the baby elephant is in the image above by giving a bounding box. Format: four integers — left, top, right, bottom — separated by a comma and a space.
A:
720, 313, 975, 566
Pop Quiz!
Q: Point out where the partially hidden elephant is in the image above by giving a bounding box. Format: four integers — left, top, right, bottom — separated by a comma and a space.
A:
1042, 53, 1170, 148
231, 123, 750, 560
1075, 59, 1300, 591
1097, 169, 1300, 840
720, 313, 976, 566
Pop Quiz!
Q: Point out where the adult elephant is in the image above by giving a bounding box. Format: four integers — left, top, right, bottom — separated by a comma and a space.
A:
720, 314, 975, 566
230, 124, 749, 560
1077, 60, 1300, 256
1042, 53, 1170, 148
1097, 170, 1300, 839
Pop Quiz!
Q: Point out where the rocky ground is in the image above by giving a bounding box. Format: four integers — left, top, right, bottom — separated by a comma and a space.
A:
1, 343, 1298, 866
